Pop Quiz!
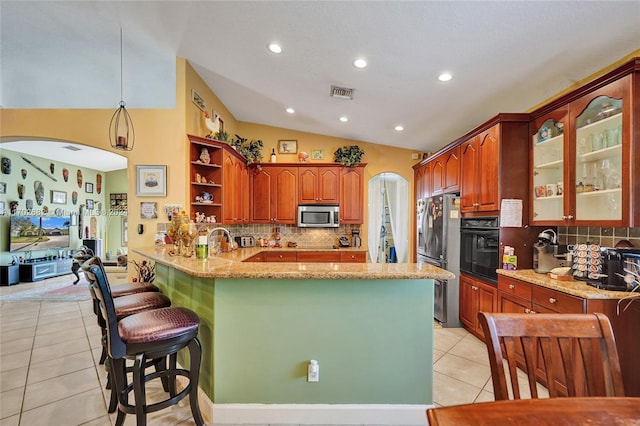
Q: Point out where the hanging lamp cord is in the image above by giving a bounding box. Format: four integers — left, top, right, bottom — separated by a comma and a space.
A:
119, 27, 124, 106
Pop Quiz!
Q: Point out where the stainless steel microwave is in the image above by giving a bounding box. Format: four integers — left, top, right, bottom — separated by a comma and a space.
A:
297, 204, 340, 228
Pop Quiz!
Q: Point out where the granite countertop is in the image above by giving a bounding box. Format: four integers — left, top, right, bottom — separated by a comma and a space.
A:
133, 247, 454, 280
496, 269, 638, 300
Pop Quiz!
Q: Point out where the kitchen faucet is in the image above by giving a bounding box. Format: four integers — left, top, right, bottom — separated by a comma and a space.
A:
207, 227, 233, 254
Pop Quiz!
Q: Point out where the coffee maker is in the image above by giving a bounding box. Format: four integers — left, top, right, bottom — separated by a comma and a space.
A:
533, 229, 568, 273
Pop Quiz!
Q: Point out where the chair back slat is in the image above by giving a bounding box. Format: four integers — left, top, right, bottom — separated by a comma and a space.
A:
478, 312, 625, 401
81, 257, 126, 358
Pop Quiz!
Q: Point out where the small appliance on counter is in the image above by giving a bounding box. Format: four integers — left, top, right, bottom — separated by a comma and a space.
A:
576, 247, 640, 291
351, 229, 361, 248
533, 229, 568, 273
234, 236, 255, 248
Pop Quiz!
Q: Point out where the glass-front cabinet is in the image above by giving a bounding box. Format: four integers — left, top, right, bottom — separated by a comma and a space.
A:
573, 95, 623, 222
532, 112, 567, 222
531, 72, 634, 227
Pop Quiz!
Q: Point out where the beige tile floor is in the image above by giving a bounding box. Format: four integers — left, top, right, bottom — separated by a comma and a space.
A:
0, 275, 535, 425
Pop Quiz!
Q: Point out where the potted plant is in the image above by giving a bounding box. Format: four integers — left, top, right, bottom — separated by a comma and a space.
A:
214, 130, 229, 142
231, 134, 264, 165
334, 145, 365, 167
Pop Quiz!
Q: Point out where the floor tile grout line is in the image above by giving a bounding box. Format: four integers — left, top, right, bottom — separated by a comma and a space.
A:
17, 301, 40, 426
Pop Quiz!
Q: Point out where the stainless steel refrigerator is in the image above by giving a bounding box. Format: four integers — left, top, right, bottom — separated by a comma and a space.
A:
417, 193, 461, 328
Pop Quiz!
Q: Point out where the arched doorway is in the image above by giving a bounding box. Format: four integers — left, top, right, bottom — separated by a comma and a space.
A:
367, 172, 409, 263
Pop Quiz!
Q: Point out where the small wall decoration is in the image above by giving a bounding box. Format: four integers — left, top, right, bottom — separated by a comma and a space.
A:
17, 183, 24, 199
1, 157, 11, 174
278, 140, 298, 154
77, 170, 83, 188
70, 212, 78, 226
34, 181, 44, 205
140, 201, 158, 219
49, 163, 55, 174
78, 206, 84, 238
62, 168, 69, 182
311, 149, 324, 160
96, 174, 102, 194
72, 191, 78, 205
51, 190, 67, 204
86, 199, 94, 210
0, 182, 5, 194
110, 193, 128, 211
0, 201, 5, 215
136, 165, 167, 197
122, 217, 128, 246
85, 182, 94, 193
21, 169, 27, 179
191, 89, 206, 112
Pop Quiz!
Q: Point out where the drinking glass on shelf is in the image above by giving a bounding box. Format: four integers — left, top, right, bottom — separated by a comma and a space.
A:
600, 159, 612, 190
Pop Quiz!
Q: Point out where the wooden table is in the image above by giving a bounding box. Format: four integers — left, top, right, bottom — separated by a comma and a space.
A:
426, 397, 640, 425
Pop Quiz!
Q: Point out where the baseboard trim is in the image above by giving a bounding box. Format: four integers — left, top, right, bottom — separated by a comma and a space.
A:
211, 403, 432, 425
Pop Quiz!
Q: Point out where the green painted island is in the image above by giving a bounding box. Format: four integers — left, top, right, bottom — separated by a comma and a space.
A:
133, 247, 453, 421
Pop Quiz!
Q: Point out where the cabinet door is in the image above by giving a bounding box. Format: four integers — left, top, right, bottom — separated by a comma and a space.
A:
298, 167, 319, 204
251, 168, 273, 223
414, 163, 428, 201
571, 76, 629, 225
460, 138, 478, 213
240, 162, 250, 222
531, 109, 568, 224
339, 251, 367, 263
431, 156, 444, 195
272, 167, 298, 224
318, 167, 339, 203
443, 146, 460, 193
297, 251, 341, 263
477, 126, 500, 212
340, 166, 364, 224
475, 282, 496, 337
222, 153, 236, 224
459, 274, 477, 330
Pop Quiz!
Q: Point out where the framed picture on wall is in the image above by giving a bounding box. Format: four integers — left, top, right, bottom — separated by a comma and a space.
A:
278, 140, 297, 154
0, 182, 6, 194
51, 190, 67, 204
86, 199, 94, 210
122, 217, 128, 246
136, 165, 167, 197
85, 182, 94, 193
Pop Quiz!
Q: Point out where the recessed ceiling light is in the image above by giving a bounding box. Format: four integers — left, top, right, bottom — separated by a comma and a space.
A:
339, 116, 348, 122
353, 58, 367, 68
268, 43, 282, 54
395, 125, 404, 131
286, 107, 295, 114
438, 72, 452, 82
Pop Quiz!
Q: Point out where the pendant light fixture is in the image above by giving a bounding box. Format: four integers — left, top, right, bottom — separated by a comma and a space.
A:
109, 28, 135, 151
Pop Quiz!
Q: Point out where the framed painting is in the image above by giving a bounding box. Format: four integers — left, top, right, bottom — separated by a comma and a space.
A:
278, 140, 297, 154
51, 190, 67, 204
136, 165, 167, 197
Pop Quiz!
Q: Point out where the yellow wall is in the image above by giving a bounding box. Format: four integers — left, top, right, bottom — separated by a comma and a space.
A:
1, 57, 419, 263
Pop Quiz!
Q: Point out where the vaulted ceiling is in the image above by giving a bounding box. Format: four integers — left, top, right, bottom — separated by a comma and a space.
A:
2, 1, 639, 153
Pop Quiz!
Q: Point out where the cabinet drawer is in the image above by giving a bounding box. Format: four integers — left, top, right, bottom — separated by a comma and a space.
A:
264, 252, 298, 262
243, 253, 265, 262
497, 276, 532, 300
297, 251, 341, 263
340, 251, 366, 263
532, 286, 584, 313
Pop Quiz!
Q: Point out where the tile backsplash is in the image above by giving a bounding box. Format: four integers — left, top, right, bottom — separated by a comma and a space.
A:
227, 224, 362, 248
557, 226, 640, 248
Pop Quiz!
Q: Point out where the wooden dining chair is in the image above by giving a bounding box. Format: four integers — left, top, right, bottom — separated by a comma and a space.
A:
478, 312, 625, 400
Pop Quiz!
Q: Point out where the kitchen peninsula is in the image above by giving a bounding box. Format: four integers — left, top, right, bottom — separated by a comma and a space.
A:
134, 246, 452, 415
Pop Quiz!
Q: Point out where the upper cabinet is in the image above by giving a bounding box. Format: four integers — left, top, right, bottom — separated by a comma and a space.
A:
339, 165, 365, 224
460, 126, 500, 213
250, 165, 298, 224
530, 62, 639, 226
298, 166, 340, 204
431, 146, 461, 196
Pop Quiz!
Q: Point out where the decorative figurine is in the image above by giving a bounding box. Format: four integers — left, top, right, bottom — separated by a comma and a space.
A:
198, 148, 211, 164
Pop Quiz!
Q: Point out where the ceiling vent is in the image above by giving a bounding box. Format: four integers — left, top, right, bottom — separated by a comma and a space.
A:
62, 145, 82, 151
330, 85, 354, 100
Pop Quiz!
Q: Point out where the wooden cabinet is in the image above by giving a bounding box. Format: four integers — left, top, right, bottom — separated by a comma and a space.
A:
297, 251, 341, 263
413, 161, 431, 201
247, 250, 367, 263
459, 273, 497, 338
298, 166, 339, 204
530, 61, 640, 226
18, 258, 73, 282
222, 151, 250, 224
430, 146, 461, 195
339, 165, 365, 224
250, 165, 298, 224
188, 135, 225, 222
458, 116, 530, 216
340, 251, 367, 263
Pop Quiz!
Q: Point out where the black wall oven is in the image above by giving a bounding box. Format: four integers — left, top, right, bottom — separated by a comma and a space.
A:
460, 217, 500, 283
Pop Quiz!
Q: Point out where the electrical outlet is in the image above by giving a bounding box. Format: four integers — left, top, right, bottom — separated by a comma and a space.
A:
307, 360, 319, 382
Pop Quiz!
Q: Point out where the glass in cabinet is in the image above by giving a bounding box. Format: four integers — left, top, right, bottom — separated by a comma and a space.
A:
574, 95, 623, 222
532, 117, 565, 222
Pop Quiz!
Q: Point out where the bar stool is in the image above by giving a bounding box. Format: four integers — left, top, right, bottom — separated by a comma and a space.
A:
82, 257, 172, 413
84, 263, 204, 426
